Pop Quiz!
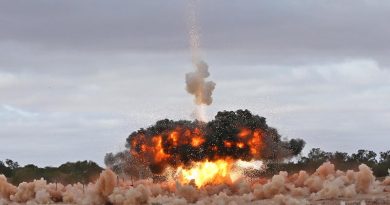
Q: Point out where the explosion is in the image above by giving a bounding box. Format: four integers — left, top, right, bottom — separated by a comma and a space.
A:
2, 162, 390, 205
177, 159, 232, 187
127, 109, 305, 187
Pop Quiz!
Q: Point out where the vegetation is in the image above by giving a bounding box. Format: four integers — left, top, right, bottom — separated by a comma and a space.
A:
262, 148, 390, 178
1, 148, 389, 186
0, 160, 103, 185
105, 148, 389, 179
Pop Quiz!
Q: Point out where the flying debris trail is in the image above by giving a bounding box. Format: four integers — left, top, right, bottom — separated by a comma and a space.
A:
185, 0, 216, 121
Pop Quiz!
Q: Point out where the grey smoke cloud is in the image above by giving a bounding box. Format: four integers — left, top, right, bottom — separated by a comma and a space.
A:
185, 60, 216, 105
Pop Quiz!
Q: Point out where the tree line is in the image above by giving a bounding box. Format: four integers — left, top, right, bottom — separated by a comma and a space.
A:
105, 148, 390, 180
0, 160, 103, 185
1, 148, 389, 185
262, 148, 390, 178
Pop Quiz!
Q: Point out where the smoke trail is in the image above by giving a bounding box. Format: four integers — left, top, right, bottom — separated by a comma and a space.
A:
186, 0, 216, 121
188, 0, 201, 62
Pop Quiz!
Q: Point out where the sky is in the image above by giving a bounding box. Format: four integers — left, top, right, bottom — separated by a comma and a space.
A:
0, 1, 389, 167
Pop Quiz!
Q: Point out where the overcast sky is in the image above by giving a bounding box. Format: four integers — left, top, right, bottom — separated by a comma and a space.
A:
1, 0, 389, 167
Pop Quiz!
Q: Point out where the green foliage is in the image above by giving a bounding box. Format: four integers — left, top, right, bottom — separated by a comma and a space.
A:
0, 160, 12, 177
380, 151, 390, 162
58, 160, 102, 184
5, 159, 19, 169
1, 148, 389, 186
0, 159, 103, 185
261, 148, 390, 178
350, 149, 377, 166
307, 148, 332, 163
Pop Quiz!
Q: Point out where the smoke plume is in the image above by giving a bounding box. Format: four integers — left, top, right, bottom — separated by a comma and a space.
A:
185, 0, 215, 121
185, 60, 216, 106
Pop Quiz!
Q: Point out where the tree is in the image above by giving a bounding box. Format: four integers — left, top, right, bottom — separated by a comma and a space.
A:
373, 150, 390, 177
0, 160, 12, 177
5, 159, 19, 169
11, 164, 40, 184
307, 148, 331, 163
58, 160, 102, 184
330, 152, 349, 163
350, 150, 377, 166
379, 151, 390, 162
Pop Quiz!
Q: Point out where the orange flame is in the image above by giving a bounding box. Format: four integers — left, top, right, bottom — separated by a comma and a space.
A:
191, 136, 205, 147
177, 159, 234, 187
238, 128, 251, 138
152, 136, 170, 163
130, 126, 266, 179
237, 142, 245, 149
249, 130, 263, 156
224, 141, 233, 148
168, 131, 179, 146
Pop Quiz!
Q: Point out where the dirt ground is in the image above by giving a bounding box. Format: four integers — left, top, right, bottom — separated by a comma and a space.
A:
308, 192, 390, 205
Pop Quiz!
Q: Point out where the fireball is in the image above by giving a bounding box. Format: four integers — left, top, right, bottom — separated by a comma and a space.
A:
177, 159, 234, 187
128, 110, 305, 187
